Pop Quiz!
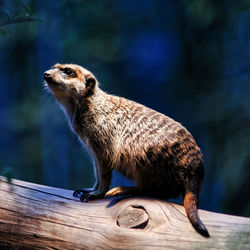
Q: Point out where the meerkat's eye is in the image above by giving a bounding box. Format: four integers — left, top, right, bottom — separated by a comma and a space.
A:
60, 68, 76, 77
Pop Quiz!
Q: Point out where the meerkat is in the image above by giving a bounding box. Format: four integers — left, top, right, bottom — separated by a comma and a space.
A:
43, 63, 210, 237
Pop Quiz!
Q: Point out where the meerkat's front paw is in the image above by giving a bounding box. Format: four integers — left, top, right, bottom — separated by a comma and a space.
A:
77, 190, 105, 202
73, 188, 93, 198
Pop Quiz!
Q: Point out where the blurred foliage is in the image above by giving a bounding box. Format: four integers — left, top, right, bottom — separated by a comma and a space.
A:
1, 166, 13, 183
0, 0, 249, 216
0, 2, 44, 36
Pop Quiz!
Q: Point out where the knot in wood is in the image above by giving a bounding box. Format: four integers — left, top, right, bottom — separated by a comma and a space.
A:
117, 205, 149, 229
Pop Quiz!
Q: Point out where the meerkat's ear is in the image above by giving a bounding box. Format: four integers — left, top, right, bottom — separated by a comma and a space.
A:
84, 75, 96, 97
85, 75, 96, 89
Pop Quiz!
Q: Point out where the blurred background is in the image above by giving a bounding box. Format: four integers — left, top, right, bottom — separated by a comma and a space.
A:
0, 0, 249, 217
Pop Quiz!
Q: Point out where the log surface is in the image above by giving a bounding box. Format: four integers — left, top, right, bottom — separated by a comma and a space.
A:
0, 177, 250, 249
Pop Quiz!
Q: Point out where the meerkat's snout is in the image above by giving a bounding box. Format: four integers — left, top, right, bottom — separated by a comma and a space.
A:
43, 69, 56, 85
43, 72, 51, 81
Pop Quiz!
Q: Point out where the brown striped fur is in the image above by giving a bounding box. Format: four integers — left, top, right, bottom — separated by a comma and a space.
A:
43, 63, 209, 237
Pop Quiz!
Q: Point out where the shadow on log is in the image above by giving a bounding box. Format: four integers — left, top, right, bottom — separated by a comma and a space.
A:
0, 177, 250, 249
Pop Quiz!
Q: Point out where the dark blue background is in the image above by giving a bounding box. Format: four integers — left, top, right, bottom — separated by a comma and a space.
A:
0, 0, 249, 217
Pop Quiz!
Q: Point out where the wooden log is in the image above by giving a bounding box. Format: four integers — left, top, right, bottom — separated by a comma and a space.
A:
0, 177, 249, 249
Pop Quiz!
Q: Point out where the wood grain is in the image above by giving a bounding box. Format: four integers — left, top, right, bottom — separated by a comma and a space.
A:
0, 177, 249, 249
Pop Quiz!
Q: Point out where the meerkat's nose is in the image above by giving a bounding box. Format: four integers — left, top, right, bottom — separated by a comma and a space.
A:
43, 72, 51, 80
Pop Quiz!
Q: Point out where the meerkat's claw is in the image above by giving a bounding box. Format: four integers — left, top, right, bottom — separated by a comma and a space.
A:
80, 195, 89, 202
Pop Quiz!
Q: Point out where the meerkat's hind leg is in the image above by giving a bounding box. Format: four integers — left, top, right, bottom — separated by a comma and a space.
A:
105, 186, 139, 197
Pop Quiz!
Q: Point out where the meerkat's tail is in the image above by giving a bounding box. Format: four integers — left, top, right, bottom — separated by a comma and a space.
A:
184, 191, 210, 238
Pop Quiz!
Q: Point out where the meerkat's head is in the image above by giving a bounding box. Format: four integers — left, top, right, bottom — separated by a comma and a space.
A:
43, 63, 97, 102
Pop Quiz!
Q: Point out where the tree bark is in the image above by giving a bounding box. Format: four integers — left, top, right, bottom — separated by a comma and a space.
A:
0, 177, 249, 249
